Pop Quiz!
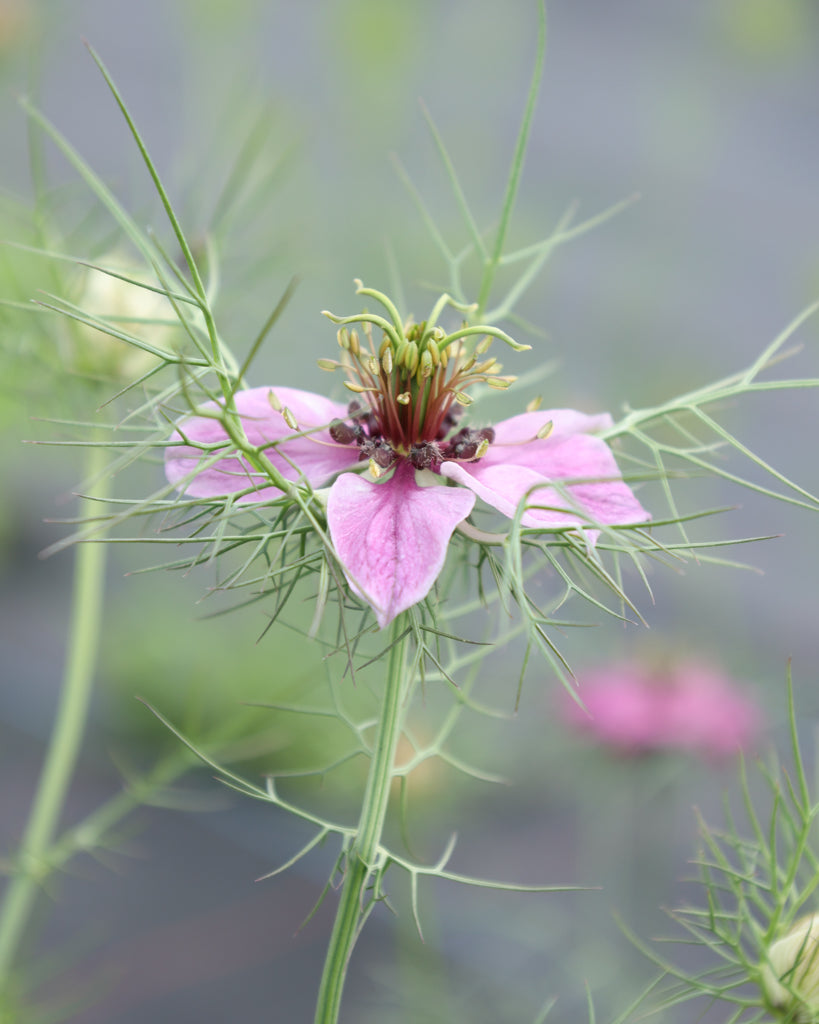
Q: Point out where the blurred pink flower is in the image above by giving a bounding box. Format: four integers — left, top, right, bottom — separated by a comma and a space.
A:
562, 659, 761, 758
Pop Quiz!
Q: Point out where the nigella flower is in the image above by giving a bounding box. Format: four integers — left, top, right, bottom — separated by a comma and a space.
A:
562, 659, 761, 758
165, 285, 649, 628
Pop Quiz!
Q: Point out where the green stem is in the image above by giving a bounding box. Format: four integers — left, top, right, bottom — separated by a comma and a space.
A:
313, 618, 410, 1024
0, 442, 109, 987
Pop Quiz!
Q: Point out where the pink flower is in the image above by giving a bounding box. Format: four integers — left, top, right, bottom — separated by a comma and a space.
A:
562, 659, 761, 758
165, 304, 649, 628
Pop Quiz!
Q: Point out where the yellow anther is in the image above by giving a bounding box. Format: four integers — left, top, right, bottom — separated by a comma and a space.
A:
368, 458, 383, 479
396, 391, 411, 405
317, 358, 340, 371
407, 341, 420, 374
282, 407, 298, 431
378, 336, 392, 358
348, 329, 360, 356
475, 335, 493, 355
536, 419, 554, 440
526, 395, 543, 412
343, 381, 367, 393
418, 350, 434, 379
453, 391, 473, 406
381, 348, 393, 374
337, 328, 350, 350
267, 389, 283, 412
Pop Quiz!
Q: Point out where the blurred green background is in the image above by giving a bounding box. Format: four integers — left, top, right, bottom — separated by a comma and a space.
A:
1, 1, 819, 1021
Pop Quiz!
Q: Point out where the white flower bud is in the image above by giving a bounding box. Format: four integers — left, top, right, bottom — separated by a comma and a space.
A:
72, 259, 174, 381
761, 915, 819, 1020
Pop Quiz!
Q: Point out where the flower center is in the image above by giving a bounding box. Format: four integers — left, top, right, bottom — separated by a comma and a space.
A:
319, 282, 527, 478
330, 403, 495, 474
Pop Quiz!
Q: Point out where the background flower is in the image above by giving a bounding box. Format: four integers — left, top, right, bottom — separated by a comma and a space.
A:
562, 658, 762, 758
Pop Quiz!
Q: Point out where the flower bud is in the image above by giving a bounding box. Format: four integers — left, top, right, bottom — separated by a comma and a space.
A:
760, 915, 819, 1020
71, 260, 173, 382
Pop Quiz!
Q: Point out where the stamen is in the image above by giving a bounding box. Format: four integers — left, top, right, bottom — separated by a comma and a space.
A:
475, 335, 493, 355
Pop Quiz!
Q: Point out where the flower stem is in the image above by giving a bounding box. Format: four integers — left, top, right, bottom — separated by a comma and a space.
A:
0, 442, 109, 989
313, 618, 410, 1024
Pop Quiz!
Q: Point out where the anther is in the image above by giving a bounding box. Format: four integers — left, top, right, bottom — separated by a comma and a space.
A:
475, 335, 493, 355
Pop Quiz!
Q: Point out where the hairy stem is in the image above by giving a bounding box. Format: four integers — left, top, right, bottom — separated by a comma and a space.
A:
313, 618, 410, 1024
0, 441, 109, 988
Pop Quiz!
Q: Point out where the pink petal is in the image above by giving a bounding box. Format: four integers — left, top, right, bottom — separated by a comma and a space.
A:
165, 386, 358, 502
440, 411, 649, 531
488, 409, 614, 448
327, 462, 476, 628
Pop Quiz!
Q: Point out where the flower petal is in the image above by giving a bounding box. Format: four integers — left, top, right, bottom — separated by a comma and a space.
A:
440, 410, 649, 531
165, 386, 358, 502
327, 462, 475, 628
485, 409, 614, 451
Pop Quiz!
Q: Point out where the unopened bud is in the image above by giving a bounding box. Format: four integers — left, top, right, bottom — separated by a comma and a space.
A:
761, 915, 819, 1019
